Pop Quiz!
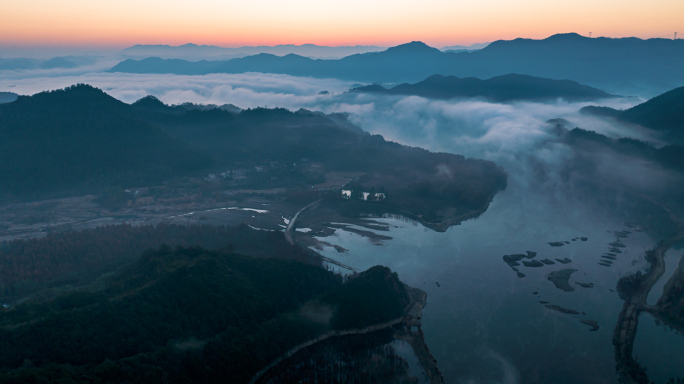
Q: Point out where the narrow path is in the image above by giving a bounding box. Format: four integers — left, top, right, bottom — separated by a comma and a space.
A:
249, 286, 430, 384
283, 199, 357, 272
284, 199, 321, 244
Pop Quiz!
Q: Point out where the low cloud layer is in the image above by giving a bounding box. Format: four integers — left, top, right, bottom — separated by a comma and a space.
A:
2, 65, 680, 384
0, 72, 355, 106
3, 71, 671, 202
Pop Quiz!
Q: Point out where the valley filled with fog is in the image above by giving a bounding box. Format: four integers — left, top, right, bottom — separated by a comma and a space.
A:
1, 55, 683, 384
3, 0, 684, 380
20, 70, 682, 383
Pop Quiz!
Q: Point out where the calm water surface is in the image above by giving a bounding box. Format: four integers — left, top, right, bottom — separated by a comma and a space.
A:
315, 184, 683, 383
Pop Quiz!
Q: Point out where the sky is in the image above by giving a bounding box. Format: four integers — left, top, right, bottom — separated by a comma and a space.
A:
1, 0, 683, 49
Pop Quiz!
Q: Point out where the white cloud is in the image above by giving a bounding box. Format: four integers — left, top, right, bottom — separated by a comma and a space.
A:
2, 71, 668, 196
0, 72, 356, 108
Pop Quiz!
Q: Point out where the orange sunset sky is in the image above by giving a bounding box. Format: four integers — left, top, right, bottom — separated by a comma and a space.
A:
1, 0, 683, 48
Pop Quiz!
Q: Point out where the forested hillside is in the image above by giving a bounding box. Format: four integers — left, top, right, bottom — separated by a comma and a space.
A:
0, 245, 408, 383
0, 85, 211, 201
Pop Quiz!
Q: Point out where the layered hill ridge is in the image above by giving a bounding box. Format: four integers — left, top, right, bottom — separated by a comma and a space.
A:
349, 74, 614, 102
110, 33, 684, 95
120, 42, 386, 60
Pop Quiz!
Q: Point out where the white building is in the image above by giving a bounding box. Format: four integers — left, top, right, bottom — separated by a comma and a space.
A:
341, 190, 352, 199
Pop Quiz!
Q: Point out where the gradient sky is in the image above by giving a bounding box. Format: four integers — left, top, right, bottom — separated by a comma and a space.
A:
1, 0, 683, 48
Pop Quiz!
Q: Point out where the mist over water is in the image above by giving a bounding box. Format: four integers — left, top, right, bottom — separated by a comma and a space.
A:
3, 72, 682, 382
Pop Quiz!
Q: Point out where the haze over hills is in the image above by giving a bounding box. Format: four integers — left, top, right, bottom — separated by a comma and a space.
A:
5, 0, 684, 380
440, 42, 490, 52
121, 43, 387, 60
110, 33, 684, 96
581, 85, 684, 144
0, 56, 97, 70
349, 74, 615, 102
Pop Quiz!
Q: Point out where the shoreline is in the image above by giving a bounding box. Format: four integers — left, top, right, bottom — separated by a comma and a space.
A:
612, 232, 684, 384
250, 284, 443, 384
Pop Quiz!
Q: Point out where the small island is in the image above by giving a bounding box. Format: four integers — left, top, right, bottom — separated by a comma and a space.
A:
547, 269, 578, 292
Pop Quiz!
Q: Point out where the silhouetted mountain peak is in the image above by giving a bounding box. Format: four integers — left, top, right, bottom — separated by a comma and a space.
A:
131, 95, 172, 111
385, 41, 441, 54
422, 74, 452, 83
15, 84, 122, 107
39, 57, 78, 70
348, 84, 388, 93
8, 84, 112, 112
545, 32, 587, 41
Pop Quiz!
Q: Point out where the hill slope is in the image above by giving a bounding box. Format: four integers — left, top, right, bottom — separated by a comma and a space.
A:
580, 85, 684, 144
0, 84, 211, 201
0, 243, 408, 383
618, 85, 684, 132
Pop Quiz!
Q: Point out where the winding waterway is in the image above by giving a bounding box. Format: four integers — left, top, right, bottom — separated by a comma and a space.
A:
313, 182, 684, 383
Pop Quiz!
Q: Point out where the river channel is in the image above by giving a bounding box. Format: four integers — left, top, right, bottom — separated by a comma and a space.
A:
314, 180, 684, 383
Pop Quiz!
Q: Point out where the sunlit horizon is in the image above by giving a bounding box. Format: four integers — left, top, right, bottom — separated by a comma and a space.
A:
1, 0, 682, 50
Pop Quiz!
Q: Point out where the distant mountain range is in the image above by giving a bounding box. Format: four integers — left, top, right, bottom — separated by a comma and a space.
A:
440, 42, 490, 52
348, 74, 614, 102
0, 56, 97, 70
581, 85, 684, 144
110, 34, 684, 96
120, 42, 491, 60
120, 43, 386, 60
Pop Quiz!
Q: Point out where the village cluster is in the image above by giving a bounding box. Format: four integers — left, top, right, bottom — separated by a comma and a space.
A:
341, 189, 386, 201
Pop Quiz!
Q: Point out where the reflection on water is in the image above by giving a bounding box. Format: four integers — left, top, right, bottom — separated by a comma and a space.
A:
647, 250, 682, 306
315, 184, 683, 383
391, 339, 430, 384
633, 313, 684, 384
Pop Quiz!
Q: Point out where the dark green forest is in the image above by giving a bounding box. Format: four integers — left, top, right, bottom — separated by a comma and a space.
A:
0, 223, 319, 300
0, 236, 409, 383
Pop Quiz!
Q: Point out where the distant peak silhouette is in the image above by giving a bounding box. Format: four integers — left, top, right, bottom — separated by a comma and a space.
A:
384, 41, 441, 54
